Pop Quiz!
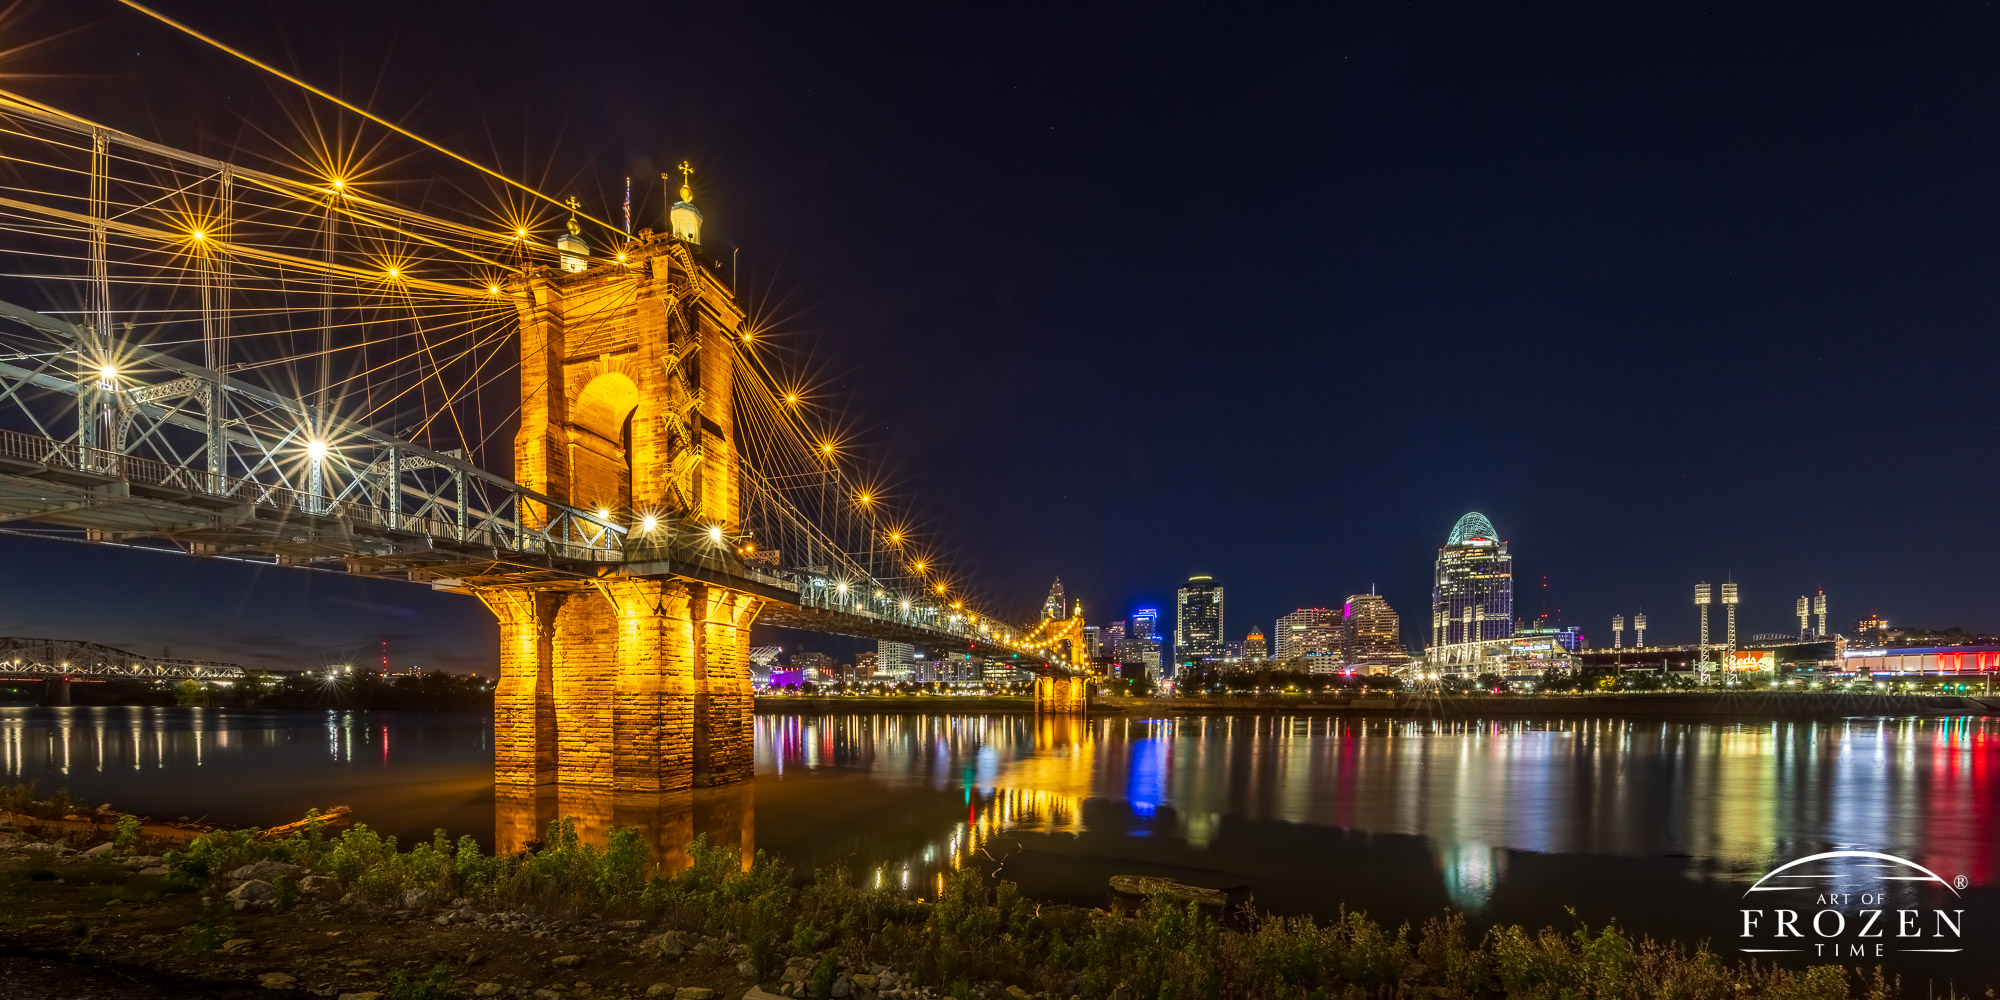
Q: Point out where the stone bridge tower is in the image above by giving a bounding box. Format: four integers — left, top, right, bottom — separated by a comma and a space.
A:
475, 175, 762, 792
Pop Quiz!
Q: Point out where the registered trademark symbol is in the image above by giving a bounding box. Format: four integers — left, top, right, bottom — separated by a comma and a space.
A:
1955, 875, 1969, 889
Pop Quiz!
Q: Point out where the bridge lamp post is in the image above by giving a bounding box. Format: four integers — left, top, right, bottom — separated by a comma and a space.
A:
305, 440, 329, 515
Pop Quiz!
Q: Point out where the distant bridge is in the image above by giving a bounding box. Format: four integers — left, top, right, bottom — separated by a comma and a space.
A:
0, 635, 244, 679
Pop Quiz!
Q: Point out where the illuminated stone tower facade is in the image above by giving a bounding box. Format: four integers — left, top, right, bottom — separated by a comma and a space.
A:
476, 173, 761, 793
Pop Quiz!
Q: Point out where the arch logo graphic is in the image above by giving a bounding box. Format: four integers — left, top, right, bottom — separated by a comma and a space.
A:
1739, 851, 1966, 960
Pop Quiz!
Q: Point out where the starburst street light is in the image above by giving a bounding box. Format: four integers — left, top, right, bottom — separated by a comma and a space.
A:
306, 440, 329, 459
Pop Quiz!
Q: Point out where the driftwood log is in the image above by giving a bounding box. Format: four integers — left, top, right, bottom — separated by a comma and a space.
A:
1108, 874, 1230, 907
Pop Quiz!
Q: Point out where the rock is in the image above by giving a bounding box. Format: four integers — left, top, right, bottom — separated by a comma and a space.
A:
80, 841, 115, 857
646, 986, 673, 999
228, 880, 278, 903
300, 875, 335, 893
533, 991, 562, 1000
552, 955, 586, 968
742, 990, 790, 1000
675, 989, 717, 1000
610, 918, 647, 930
475, 986, 505, 999
737, 960, 759, 979
851, 975, 880, 990
1006, 989, 1031, 1000
220, 938, 256, 954
831, 978, 852, 998
139, 866, 169, 876
639, 931, 687, 958
259, 972, 297, 990
465, 950, 484, 966
231, 861, 304, 883
401, 888, 432, 910
433, 913, 454, 926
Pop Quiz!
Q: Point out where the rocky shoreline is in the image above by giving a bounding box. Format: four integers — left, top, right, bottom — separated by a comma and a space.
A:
0, 797, 1983, 1000
0, 819, 931, 1000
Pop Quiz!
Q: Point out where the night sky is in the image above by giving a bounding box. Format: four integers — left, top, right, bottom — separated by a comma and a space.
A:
4, 3, 1998, 671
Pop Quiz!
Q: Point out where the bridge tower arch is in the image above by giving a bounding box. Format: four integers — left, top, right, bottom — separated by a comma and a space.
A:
477, 194, 758, 791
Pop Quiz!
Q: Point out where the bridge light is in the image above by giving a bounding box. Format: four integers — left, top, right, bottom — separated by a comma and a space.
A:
98, 364, 117, 381
515, 228, 529, 240
708, 524, 724, 543
189, 230, 206, 243
854, 492, 874, 506
912, 560, 927, 573
900, 600, 911, 610
642, 515, 658, 532
837, 582, 849, 594
306, 440, 328, 459
785, 393, 800, 405
488, 284, 502, 295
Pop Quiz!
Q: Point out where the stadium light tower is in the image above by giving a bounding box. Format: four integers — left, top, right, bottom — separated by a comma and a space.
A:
1635, 612, 1647, 648
1695, 583, 1713, 668
1612, 615, 1624, 650
1813, 592, 1827, 639
1721, 582, 1739, 652
1796, 596, 1810, 641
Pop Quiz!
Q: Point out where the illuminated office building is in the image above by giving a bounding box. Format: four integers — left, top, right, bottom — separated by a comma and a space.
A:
1242, 628, 1268, 661
1275, 608, 1342, 663
1430, 511, 1513, 651
1342, 592, 1406, 672
1174, 576, 1225, 662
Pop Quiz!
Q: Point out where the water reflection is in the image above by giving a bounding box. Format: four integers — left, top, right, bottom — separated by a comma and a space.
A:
4, 706, 1998, 931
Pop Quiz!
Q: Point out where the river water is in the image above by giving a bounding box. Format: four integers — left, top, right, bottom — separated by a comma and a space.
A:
2, 706, 1996, 985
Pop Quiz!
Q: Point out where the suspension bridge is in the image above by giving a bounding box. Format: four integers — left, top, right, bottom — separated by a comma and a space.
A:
0, 88, 1087, 790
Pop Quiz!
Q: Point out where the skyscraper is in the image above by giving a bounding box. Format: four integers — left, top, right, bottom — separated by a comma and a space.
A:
1342, 593, 1406, 672
1431, 511, 1514, 649
1131, 608, 1159, 642
1243, 628, 1267, 661
1042, 579, 1066, 621
1275, 608, 1342, 662
1174, 576, 1225, 662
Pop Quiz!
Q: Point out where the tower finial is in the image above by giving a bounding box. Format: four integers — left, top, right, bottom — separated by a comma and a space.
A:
564, 195, 581, 236
678, 160, 694, 203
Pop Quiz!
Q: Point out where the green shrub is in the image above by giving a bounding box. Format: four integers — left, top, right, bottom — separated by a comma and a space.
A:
384, 962, 453, 1000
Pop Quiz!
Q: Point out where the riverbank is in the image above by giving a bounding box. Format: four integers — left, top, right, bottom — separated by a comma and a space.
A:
752, 691, 1997, 718
0, 796, 1979, 1000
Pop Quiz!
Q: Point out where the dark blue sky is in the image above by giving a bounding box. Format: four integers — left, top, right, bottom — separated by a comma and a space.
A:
3, 2, 1996, 670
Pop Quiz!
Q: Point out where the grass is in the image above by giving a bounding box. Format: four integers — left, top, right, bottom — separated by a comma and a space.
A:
0, 784, 1977, 999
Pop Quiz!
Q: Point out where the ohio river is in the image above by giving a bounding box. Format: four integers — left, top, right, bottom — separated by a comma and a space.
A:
2, 706, 1996, 982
